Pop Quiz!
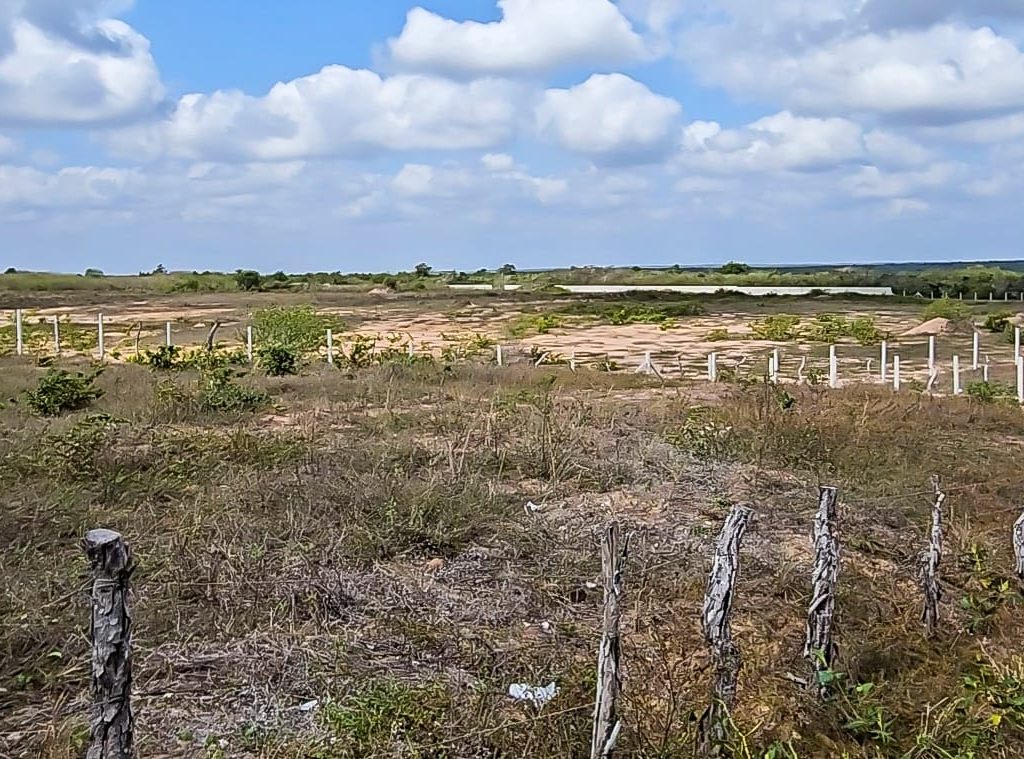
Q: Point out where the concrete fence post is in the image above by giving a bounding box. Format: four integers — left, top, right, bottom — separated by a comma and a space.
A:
1015, 327, 1021, 363
53, 317, 61, 356
246, 326, 253, 363
893, 355, 901, 392
83, 529, 134, 759
973, 332, 980, 370
97, 313, 105, 360
928, 336, 936, 374
165, 322, 172, 348
326, 329, 334, 365
953, 356, 961, 395
496, 344, 503, 367
1018, 360, 1024, 406
708, 353, 718, 382
880, 341, 888, 382
829, 346, 838, 388
15, 308, 23, 356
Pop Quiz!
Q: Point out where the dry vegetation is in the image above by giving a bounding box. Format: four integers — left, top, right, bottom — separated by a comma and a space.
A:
3, 294, 1024, 758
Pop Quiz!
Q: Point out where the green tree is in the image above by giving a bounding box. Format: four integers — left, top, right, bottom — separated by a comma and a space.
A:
718, 261, 751, 275
234, 270, 263, 291
414, 263, 432, 277
498, 263, 517, 275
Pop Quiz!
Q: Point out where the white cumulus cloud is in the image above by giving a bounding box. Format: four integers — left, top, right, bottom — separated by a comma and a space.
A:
0, 1, 162, 126
388, 0, 646, 76
536, 74, 681, 163
113, 66, 524, 161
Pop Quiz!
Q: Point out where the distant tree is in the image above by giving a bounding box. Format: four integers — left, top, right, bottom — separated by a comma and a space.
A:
414, 262, 432, 277
4, 267, 16, 274
498, 263, 517, 276
234, 270, 263, 291
154, 264, 167, 274
718, 261, 751, 275
84, 268, 104, 277
270, 270, 288, 283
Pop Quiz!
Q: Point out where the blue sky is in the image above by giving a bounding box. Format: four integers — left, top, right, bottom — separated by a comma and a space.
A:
2, 1, 1024, 273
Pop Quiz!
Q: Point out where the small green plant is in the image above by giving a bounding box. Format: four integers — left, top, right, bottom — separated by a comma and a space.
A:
666, 407, 735, 460
198, 367, 269, 412
706, 328, 731, 342
984, 311, 1014, 333
922, 297, 971, 323
750, 314, 801, 341
440, 333, 496, 362
506, 312, 564, 338
24, 368, 104, 416
137, 344, 181, 370
840, 681, 895, 748
965, 380, 1016, 404
255, 344, 299, 376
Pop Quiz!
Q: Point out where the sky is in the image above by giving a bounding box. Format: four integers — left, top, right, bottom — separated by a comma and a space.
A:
2, 1, 1024, 273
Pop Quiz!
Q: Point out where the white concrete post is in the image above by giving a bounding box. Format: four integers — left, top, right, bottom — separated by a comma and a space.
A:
407, 341, 415, 358
246, 325, 253, 363
928, 336, 936, 373
326, 329, 334, 365
880, 341, 888, 382
973, 332, 980, 370
496, 344, 503, 367
984, 362, 990, 383
708, 353, 718, 382
570, 351, 577, 372
165, 321, 172, 347
15, 308, 23, 356
990, 292, 994, 302
53, 317, 60, 356
97, 313, 105, 359
772, 348, 780, 382
1015, 327, 1021, 363
893, 355, 901, 392
1019, 359, 1024, 405
829, 345, 838, 388
953, 356, 961, 395
974, 292, 978, 302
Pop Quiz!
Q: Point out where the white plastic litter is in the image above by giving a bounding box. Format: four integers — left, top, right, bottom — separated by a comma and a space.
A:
524, 501, 544, 514
508, 682, 559, 708
297, 699, 319, 712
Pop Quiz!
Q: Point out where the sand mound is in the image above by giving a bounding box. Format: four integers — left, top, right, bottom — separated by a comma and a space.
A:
902, 317, 956, 337
368, 287, 395, 297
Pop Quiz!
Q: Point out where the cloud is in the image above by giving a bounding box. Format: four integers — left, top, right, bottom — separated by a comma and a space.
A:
536, 74, 681, 163
842, 163, 959, 199
0, 1, 162, 126
688, 24, 1024, 123
481, 152, 516, 172
113, 66, 524, 161
388, 0, 646, 76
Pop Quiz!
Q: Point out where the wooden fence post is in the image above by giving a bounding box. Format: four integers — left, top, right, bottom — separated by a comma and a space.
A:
83, 529, 134, 759
921, 476, 945, 637
699, 505, 754, 755
806, 487, 840, 698
591, 523, 629, 759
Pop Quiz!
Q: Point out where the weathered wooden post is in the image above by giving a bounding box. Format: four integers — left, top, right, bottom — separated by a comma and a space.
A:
246, 326, 254, 363
97, 313, 105, 360
698, 505, 754, 755
165, 321, 172, 348
893, 356, 901, 391
83, 529, 134, 759
973, 332, 980, 370
15, 308, 23, 355
829, 346, 838, 388
806, 487, 840, 698
204, 321, 221, 352
53, 316, 61, 356
591, 523, 628, 759
952, 356, 961, 395
880, 341, 888, 382
326, 329, 334, 365
921, 476, 945, 637
1013, 512, 1024, 585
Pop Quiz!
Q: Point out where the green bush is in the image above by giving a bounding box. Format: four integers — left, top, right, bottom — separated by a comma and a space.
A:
984, 311, 1014, 333
706, 328, 731, 342
922, 297, 971, 323
255, 344, 299, 376
198, 367, 268, 412
251, 305, 342, 355
750, 314, 801, 341
965, 381, 1016, 404
25, 368, 104, 416
136, 345, 181, 370
506, 312, 564, 338
804, 314, 887, 345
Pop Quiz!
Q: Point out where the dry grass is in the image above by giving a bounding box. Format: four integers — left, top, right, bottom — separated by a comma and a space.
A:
2, 354, 1024, 758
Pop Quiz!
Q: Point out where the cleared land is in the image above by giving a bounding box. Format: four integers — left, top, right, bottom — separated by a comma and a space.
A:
2, 289, 1024, 758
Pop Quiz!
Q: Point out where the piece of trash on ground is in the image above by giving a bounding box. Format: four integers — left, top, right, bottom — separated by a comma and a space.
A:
508, 682, 559, 708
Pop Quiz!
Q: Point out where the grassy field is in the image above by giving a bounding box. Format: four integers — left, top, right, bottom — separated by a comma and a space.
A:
3, 292, 1024, 758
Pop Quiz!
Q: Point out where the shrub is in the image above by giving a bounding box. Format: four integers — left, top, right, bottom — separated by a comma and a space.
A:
804, 314, 887, 345
255, 344, 299, 376
965, 381, 1016, 404
922, 297, 971, 323
198, 366, 269, 412
25, 368, 104, 416
252, 305, 341, 355
750, 314, 801, 341
706, 328, 731, 342
718, 261, 751, 275
136, 345, 181, 370
506, 312, 564, 338
984, 311, 1014, 333
234, 270, 263, 291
